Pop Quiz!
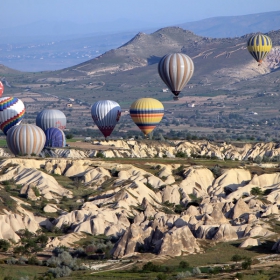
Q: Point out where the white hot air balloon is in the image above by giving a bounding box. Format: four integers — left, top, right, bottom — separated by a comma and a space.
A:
91, 100, 121, 138
158, 53, 194, 100
36, 109, 66, 131
7, 124, 46, 156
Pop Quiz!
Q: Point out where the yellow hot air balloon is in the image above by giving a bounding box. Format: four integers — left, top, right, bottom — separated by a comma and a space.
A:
130, 98, 164, 136
247, 34, 272, 65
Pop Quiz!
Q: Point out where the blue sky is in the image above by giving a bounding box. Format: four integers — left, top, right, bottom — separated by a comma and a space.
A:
1, 0, 280, 28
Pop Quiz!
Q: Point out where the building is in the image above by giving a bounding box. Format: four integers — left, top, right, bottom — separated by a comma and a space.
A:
67, 103, 73, 107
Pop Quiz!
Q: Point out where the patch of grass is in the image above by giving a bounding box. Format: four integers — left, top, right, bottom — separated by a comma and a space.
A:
0, 139, 7, 148
0, 264, 47, 280
168, 240, 264, 267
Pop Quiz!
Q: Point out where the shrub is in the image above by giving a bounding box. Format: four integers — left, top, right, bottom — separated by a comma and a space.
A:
210, 165, 222, 178
0, 239, 10, 252
66, 134, 73, 140
156, 273, 167, 280
175, 151, 187, 158
176, 271, 192, 279
253, 155, 262, 164
32, 186, 40, 197
18, 256, 28, 264
28, 256, 40, 265
192, 267, 201, 275
231, 254, 243, 263
6, 257, 17, 265
250, 187, 263, 196
241, 257, 252, 270
96, 151, 105, 158
48, 266, 72, 278
179, 260, 189, 268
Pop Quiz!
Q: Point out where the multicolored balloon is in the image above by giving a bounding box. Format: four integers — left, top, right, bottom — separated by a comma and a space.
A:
44, 127, 66, 148
130, 98, 164, 136
247, 34, 272, 64
7, 124, 46, 156
91, 100, 121, 138
0, 97, 25, 135
158, 53, 194, 100
0, 81, 4, 97
36, 109, 66, 131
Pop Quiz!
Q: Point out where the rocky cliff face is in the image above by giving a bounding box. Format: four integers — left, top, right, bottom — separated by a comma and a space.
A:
0, 156, 279, 258
2, 140, 280, 162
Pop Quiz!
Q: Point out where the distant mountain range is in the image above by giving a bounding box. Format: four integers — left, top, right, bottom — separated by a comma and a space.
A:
0, 10, 280, 71
179, 11, 280, 38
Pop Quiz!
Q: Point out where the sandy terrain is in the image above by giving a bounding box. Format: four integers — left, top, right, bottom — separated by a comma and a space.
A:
68, 141, 129, 150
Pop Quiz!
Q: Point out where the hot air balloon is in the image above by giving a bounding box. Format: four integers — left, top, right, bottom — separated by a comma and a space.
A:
0, 81, 4, 97
36, 109, 66, 131
44, 127, 66, 148
7, 124, 46, 156
158, 53, 194, 100
0, 97, 25, 135
247, 34, 272, 65
91, 100, 121, 138
130, 98, 164, 136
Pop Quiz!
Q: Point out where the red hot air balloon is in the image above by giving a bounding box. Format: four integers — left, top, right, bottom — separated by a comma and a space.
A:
0, 82, 4, 97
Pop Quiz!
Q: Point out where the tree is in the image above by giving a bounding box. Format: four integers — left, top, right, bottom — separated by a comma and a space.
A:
179, 260, 189, 268
250, 187, 263, 196
0, 239, 10, 252
66, 134, 73, 140
241, 257, 252, 270
231, 254, 242, 263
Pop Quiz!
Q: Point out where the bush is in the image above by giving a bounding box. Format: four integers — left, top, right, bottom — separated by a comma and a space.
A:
32, 186, 40, 197
6, 257, 17, 265
175, 151, 187, 158
176, 271, 192, 279
210, 165, 222, 178
192, 267, 201, 275
179, 260, 189, 268
48, 266, 72, 278
28, 256, 40, 265
142, 261, 162, 272
250, 187, 263, 196
231, 254, 243, 263
156, 273, 167, 280
66, 134, 73, 140
18, 256, 28, 264
96, 152, 105, 158
0, 239, 10, 252
241, 257, 252, 270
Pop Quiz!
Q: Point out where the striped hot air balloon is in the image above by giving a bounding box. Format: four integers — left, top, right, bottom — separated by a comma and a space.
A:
36, 109, 66, 131
44, 127, 66, 148
7, 124, 46, 156
0, 81, 4, 97
0, 97, 25, 135
91, 100, 121, 138
130, 98, 164, 136
158, 53, 194, 100
247, 34, 272, 64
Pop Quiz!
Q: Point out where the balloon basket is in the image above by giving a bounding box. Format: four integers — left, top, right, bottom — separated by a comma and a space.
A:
173, 96, 179, 101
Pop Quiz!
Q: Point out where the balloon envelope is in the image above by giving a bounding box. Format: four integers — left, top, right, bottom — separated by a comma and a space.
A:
7, 124, 46, 156
0, 97, 25, 135
44, 127, 66, 148
247, 34, 272, 63
158, 53, 194, 98
0, 81, 4, 97
91, 100, 121, 138
36, 109, 66, 131
130, 98, 164, 136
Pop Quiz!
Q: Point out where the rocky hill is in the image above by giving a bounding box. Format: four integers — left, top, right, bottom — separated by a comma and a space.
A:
0, 155, 280, 260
